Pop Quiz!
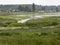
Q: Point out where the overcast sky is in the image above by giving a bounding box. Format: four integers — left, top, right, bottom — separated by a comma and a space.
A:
0, 0, 60, 5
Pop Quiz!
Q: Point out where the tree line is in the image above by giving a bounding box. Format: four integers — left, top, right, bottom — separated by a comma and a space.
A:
18, 3, 35, 12
18, 3, 60, 12
0, 3, 60, 12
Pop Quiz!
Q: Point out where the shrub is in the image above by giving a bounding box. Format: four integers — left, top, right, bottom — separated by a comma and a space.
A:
0, 32, 12, 36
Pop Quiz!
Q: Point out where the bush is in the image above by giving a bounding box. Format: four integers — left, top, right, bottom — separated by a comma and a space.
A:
0, 32, 12, 36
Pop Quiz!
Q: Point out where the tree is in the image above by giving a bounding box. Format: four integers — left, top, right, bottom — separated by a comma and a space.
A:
23, 6, 30, 12
18, 5, 31, 12
25, 6, 31, 12
56, 7, 58, 12
18, 5, 23, 11
32, 3, 35, 12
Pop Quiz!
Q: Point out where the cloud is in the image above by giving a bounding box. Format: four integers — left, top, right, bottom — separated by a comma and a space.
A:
0, 0, 60, 5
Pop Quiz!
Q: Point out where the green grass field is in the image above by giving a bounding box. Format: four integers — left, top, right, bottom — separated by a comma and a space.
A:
0, 13, 60, 45
0, 28, 60, 45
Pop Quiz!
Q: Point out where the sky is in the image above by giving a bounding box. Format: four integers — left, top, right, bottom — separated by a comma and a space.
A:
0, 0, 60, 5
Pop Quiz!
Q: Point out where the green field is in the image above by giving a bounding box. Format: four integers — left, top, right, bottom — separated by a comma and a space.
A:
0, 28, 60, 45
0, 13, 60, 45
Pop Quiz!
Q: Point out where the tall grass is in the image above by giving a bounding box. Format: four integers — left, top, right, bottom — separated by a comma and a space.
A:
0, 28, 60, 45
